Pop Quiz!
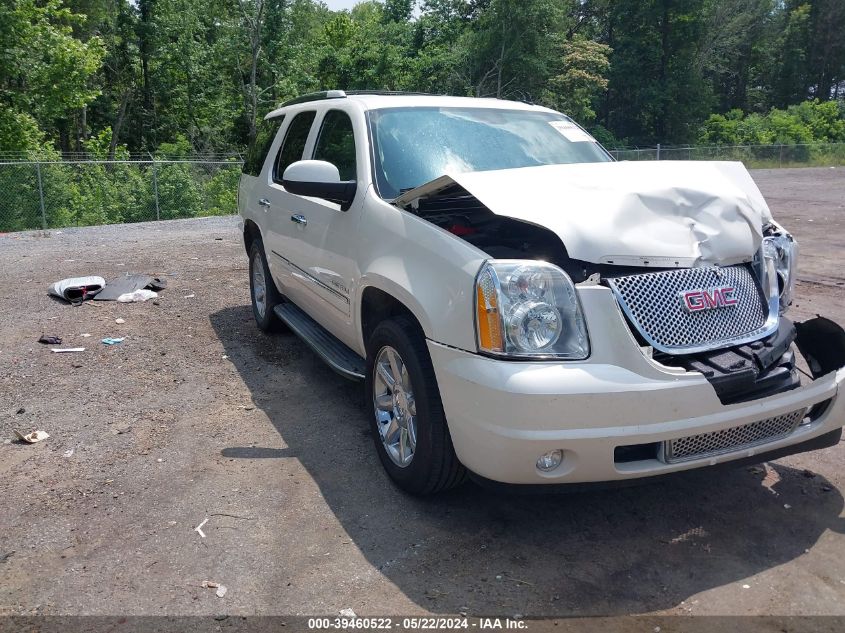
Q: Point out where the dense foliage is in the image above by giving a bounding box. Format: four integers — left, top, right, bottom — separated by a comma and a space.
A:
1, 0, 844, 154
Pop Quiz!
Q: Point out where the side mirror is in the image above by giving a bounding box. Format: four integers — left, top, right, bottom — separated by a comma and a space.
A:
282, 160, 357, 211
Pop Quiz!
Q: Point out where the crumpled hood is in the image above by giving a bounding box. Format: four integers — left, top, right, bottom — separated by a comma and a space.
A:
396, 161, 772, 267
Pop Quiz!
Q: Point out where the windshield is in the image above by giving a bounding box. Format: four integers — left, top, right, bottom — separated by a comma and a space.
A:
368, 107, 611, 199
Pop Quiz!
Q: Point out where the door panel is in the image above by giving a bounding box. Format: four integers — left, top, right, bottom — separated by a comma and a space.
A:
256, 107, 364, 350
275, 109, 362, 347
259, 110, 317, 305
240, 114, 284, 248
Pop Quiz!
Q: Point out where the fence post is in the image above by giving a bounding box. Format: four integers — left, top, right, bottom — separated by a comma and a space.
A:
656, 143, 661, 161
35, 161, 47, 230
779, 144, 783, 168
150, 153, 160, 221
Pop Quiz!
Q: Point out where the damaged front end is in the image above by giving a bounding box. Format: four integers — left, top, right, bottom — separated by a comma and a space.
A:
397, 162, 845, 417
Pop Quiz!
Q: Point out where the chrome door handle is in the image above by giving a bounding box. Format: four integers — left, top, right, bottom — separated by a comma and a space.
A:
290, 214, 307, 226
258, 198, 271, 208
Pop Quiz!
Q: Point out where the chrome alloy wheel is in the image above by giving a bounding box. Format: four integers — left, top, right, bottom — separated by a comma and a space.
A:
373, 345, 417, 468
251, 252, 267, 319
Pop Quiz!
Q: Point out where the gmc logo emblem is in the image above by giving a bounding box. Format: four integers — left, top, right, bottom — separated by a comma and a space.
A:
680, 287, 739, 312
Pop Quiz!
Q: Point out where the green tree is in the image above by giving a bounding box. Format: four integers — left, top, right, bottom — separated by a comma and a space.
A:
600, 0, 712, 144
542, 38, 612, 124
698, 0, 774, 112
317, 2, 416, 91
0, 0, 104, 154
698, 100, 845, 145
458, 0, 566, 100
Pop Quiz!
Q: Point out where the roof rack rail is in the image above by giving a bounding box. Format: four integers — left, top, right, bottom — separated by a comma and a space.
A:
279, 89, 439, 108
343, 90, 436, 97
279, 90, 347, 108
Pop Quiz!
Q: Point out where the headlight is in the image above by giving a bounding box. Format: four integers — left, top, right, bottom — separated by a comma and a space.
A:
768, 233, 797, 313
757, 227, 797, 315
475, 260, 589, 359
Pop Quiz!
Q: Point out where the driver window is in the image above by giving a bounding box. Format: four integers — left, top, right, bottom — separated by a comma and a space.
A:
313, 110, 357, 181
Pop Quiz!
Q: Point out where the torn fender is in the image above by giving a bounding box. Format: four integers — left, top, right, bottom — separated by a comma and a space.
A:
396, 161, 772, 268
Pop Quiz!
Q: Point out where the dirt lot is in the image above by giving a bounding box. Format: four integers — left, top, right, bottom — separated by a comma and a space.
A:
0, 167, 844, 622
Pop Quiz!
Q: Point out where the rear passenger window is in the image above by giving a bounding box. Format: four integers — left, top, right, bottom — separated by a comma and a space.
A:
275, 111, 316, 182
313, 110, 357, 181
243, 116, 284, 177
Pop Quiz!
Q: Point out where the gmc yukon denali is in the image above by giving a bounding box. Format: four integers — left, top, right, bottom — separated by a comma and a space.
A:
238, 90, 845, 494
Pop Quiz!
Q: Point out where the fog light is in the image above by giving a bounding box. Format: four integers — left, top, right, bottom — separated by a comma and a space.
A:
536, 449, 563, 472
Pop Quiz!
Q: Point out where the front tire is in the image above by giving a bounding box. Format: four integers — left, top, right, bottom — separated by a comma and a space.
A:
249, 238, 284, 333
365, 317, 466, 495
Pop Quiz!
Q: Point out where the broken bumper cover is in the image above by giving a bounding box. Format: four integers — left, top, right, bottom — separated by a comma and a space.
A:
427, 316, 845, 486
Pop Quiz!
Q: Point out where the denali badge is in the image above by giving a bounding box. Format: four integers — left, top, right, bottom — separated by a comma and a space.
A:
680, 287, 739, 312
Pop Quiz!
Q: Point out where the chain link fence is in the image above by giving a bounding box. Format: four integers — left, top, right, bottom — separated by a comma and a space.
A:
0, 158, 242, 233
1, 143, 844, 233
609, 142, 845, 167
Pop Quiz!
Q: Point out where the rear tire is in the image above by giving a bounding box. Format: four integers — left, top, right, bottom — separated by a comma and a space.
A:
365, 317, 466, 495
249, 238, 285, 333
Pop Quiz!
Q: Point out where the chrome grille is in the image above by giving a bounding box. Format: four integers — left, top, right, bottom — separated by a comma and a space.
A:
662, 409, 805, 464
607, 264, 772, 354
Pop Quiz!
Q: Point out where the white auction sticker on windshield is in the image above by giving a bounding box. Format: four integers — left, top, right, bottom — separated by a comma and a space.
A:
549, 120, 595, 143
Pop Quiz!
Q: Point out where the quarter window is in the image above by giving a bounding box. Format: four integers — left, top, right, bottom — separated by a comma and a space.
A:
274, 111, 316, 182
313, 110, 357, 181
242, 116, 284, 177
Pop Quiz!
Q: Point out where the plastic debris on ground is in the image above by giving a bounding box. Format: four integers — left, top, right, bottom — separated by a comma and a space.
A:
194, 518, 209, 538
95, 274, 167, 301
339, 609, 357, 618
201, 581, 228, 597
38, 335, 62, 345
52, 348, 85, 353
101, 337, 125, 345
115, 318, 125, 324
116, 289, 158, 303
14, 430, 50, 443
47, 276, 106, 304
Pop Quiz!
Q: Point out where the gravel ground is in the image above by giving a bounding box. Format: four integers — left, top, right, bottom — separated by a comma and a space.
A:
0, 168, 843, 622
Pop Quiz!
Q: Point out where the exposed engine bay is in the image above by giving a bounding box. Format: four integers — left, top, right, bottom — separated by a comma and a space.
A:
407, 185, 605, 283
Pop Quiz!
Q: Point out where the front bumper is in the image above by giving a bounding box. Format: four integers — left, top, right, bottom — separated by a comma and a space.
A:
428, 288, 845, 485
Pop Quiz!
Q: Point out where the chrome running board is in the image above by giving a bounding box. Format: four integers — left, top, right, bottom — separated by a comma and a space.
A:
274, 302, 365, 381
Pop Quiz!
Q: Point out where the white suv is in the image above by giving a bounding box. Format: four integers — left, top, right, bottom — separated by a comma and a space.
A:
238, 91, 845, 494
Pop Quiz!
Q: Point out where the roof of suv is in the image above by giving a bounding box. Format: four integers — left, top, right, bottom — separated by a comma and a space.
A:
264, 91, 552, 120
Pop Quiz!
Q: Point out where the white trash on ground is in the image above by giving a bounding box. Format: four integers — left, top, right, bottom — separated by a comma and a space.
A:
14, 430, 50, 443
194, 518, 208, 538
116, 289, 158, 303
201, 581, 228, 597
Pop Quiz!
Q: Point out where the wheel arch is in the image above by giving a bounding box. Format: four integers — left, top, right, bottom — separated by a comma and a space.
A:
243, 219, 263, 255
359, 281, 432, 351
